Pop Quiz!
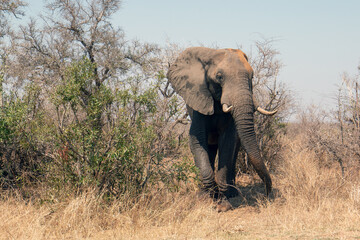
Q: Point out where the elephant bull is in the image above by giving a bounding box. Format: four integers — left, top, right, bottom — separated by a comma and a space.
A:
167, 47, 276, 212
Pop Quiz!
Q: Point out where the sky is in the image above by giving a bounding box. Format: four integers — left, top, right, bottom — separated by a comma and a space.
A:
25, 0, 360, 111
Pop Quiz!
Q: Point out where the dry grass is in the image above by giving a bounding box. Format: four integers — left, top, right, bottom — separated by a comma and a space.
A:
1, 134, 360, 240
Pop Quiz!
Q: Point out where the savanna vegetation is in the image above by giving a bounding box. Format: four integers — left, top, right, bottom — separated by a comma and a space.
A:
1, 0, 359, 239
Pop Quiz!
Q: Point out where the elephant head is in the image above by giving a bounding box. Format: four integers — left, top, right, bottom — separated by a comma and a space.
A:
167, 47, 273, 196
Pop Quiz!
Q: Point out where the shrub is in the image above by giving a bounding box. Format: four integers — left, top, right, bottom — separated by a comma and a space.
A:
0, 81, 52, 190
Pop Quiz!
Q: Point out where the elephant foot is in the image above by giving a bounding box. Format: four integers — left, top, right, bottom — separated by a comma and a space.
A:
216, 199, 233, 212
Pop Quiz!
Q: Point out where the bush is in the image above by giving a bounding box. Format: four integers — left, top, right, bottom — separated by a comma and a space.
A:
0, 82, 52, 190
0, 56, 196, 201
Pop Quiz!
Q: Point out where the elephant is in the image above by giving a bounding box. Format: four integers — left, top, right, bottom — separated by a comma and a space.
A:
167, 47, 276, 212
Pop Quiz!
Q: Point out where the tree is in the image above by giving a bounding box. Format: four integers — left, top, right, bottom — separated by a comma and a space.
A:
334, 70, 360, 168
1, 0, 195, 197
0, 0, 27, 106
0, 0, 27, 38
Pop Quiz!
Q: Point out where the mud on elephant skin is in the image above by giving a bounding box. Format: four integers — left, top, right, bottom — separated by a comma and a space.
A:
167, 47, 276, 212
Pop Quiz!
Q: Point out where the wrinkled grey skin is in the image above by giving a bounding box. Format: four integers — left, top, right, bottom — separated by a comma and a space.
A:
167, 47, 272, 209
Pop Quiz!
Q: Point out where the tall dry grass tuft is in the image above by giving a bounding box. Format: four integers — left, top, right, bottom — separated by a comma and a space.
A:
278, 135, 346, 209
256, 132, 360, 238
0, 188, 222, 240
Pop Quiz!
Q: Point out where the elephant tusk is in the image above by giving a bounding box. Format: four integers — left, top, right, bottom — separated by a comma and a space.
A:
252, 96, 278, 116
222, 104, 233, 113
256, 107, 278, 116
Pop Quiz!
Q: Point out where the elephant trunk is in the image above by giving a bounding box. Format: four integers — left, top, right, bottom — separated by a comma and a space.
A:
231, 90, 272, 196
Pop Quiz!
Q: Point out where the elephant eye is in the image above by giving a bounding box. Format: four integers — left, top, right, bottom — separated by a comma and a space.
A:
216, 72, 223, 81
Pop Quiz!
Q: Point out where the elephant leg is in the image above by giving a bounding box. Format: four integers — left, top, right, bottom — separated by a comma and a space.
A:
216, 123, 238, 199
226, 139, 241, 198
189, 114, 217, 197
208, 131, 219, 171
208, 144, 218, 171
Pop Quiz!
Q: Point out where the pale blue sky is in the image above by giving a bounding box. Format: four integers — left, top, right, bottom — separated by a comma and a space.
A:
25, 0, 360, 110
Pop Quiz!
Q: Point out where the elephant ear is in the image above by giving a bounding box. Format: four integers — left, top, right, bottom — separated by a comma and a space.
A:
167, 49, 214, 115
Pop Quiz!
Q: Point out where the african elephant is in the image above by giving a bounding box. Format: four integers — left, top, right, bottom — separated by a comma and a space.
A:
167, 47, 276, 212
